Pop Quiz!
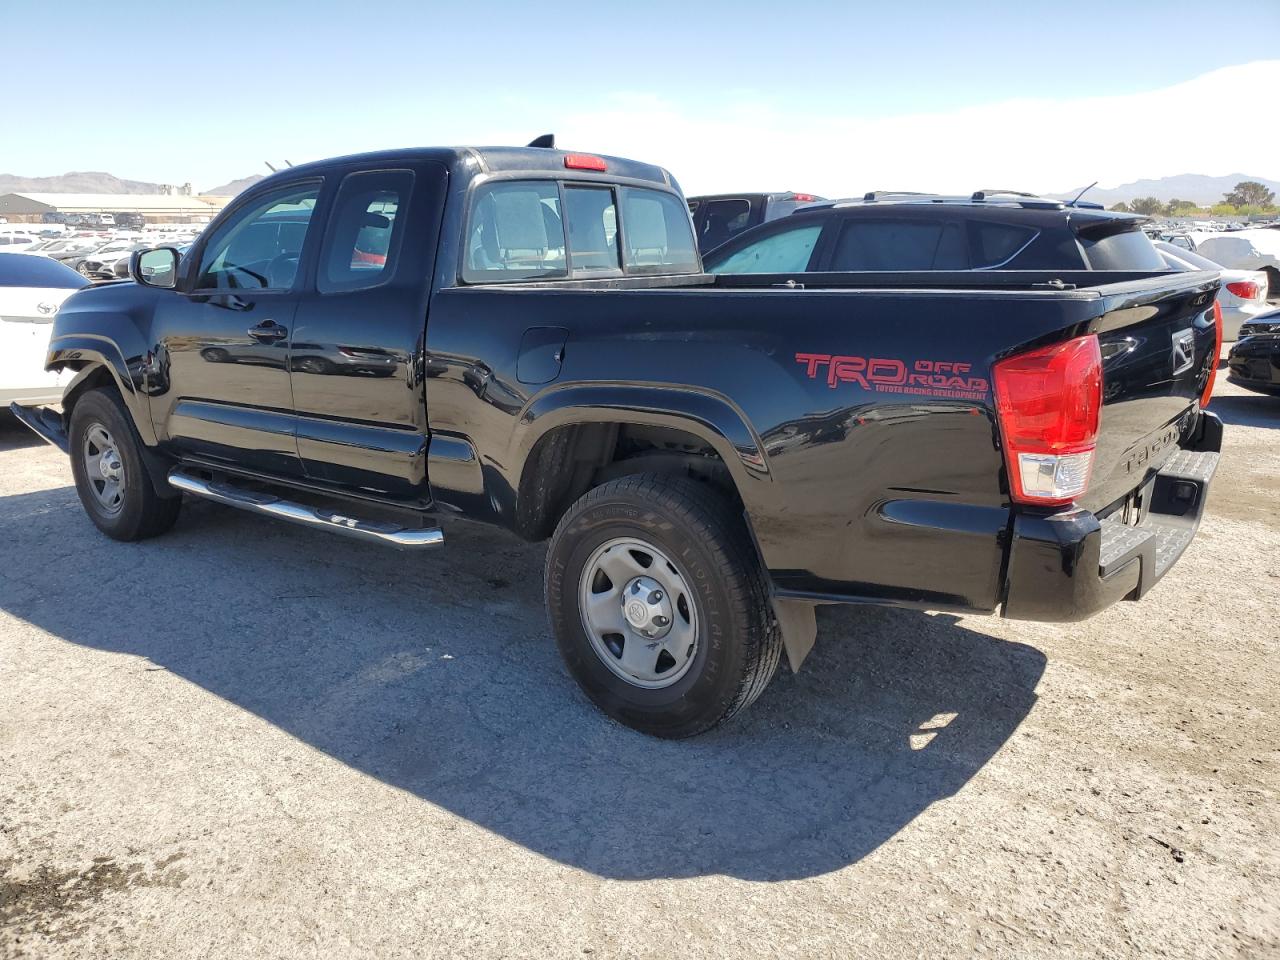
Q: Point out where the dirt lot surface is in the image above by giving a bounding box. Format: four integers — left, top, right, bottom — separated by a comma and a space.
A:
2, 377, 1277, 960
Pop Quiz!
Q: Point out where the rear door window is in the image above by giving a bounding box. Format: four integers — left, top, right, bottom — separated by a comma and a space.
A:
463, 181, 565, 283
318, 169, 413, 294
708, 223, 823, 273
619, 188, 699, 275
831, 219, 968, 270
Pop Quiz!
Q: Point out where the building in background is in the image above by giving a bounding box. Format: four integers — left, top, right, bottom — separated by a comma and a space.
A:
0, 192, 229, 225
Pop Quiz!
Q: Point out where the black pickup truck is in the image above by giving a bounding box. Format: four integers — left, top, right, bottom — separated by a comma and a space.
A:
12, 143, 1224, 738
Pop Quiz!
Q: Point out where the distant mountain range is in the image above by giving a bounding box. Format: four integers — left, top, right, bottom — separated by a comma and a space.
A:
1046, 173, 1280, 207
0, 171, 168, 194
199, 175, 265, 196
0, 170, 264, 197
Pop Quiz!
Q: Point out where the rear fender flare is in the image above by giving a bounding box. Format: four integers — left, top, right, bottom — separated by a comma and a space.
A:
513, 383, 771, 488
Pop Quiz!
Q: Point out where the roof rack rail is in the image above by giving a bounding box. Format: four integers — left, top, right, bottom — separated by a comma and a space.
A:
862, 191, 933, 202
971, 189, 1040, 200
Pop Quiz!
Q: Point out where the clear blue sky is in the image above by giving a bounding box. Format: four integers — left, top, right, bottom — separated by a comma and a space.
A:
6, 0, 1280, 190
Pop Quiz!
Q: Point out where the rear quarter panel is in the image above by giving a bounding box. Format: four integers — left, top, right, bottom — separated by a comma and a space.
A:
425, 285, 1113, 611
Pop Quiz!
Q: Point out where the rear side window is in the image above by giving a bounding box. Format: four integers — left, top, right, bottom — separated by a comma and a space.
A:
1078, 227, 1167, 270
972, 223, 1038, 268
708, 224, 823, 274
697, 198, 752, 251
463, 181, 566, 283
831, 219, 968, 270
619, 187, 699, 275
318, 169, 413, 294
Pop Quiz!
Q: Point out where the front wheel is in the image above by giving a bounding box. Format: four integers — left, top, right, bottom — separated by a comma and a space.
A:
69, 388, 182, 541
545, 474, 781, 738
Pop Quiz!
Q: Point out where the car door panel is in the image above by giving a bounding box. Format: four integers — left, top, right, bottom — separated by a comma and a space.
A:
289, 162, 447, 503
151, 180, 324, 476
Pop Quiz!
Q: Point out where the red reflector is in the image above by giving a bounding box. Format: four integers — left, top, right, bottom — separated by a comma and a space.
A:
1201, 301, 1223, 407
993, 335, 1102, 506
791, 193, 818, 202
564, 153, 607, 172
1225, 280, 1261, 300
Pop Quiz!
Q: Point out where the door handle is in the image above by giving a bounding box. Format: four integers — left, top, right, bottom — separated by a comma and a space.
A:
248, 320, 287, 341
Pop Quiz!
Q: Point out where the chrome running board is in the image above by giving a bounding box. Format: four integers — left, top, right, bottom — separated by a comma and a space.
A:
168, 469, 444, 550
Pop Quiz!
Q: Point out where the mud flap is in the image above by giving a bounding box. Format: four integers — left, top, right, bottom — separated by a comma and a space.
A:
772, 597, 818, 672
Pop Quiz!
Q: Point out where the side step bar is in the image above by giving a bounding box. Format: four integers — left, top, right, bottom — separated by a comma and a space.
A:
168, 469, 444, 550
9, 402, 69, 454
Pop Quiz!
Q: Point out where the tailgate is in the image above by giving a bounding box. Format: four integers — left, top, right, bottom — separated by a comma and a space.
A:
1078, 271, 1220, 515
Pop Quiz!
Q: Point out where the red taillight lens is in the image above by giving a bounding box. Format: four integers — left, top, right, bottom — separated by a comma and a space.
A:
1201, 301, 1223, 408
791, 193, 818, 202
1225, 280, 1261, 300
993, 334, 1102, 506
564, 153, 607, 172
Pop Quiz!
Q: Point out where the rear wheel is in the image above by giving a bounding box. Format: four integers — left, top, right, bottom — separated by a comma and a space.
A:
69, 388, 181, 541
545, 474, 781, 738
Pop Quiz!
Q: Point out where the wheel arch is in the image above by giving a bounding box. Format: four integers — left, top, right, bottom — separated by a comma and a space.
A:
52, 335, 156, 445
509, 383, 772, 542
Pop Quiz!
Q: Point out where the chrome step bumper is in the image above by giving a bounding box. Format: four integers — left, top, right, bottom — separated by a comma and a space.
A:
168, 469, 444, 550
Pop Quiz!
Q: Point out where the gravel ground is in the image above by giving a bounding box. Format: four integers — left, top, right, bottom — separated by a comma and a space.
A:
1, 376, 1277, 960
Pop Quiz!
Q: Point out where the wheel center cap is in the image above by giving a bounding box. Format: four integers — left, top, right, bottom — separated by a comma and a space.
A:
621, 575, 674, 639
99, 452, 120, 480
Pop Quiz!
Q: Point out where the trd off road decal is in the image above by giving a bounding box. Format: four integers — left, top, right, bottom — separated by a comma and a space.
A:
795, 353, 990, 401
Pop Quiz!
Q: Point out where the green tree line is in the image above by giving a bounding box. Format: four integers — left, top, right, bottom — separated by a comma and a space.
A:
1108, 180, 1277, 217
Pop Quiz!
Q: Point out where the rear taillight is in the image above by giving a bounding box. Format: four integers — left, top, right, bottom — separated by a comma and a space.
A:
791, 193, 818, 202
993, 334, 1102, 507
1201, 301, 1223, 408
1225, 280, 1262, 300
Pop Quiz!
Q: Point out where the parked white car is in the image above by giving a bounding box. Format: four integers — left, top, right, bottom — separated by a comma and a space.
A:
1154, 241, 1272, 340
0, 253, 89, 406
1193, 229, 1280, 299
0, 234, 43, 254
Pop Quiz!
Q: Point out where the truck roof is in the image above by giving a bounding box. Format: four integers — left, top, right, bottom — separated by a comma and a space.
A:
254, 146, 677, 191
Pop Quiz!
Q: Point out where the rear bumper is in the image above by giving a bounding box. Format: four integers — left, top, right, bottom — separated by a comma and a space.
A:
1001, 411, 1221, 622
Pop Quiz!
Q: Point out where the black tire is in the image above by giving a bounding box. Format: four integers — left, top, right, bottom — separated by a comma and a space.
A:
68, 388, 182, 541
545, 474, 781, 738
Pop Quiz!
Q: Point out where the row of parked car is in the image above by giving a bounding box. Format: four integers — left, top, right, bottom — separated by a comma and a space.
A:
2, 229, 199, 280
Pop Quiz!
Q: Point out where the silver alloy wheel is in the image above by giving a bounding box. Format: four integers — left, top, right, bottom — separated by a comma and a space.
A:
578, 537, 699, 689
83, 422, 125, 515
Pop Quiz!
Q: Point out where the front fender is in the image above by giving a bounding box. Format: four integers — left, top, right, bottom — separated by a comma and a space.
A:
47, 282, 160, 445
53, 340, 157, 445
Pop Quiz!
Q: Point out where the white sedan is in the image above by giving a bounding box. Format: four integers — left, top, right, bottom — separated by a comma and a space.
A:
1155, 241, 1272, 341
0, 253, 89, 406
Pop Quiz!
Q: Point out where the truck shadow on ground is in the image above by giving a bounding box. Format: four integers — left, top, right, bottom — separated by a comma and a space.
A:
1, 485, 1045, 882
1211, 393, 1280, 430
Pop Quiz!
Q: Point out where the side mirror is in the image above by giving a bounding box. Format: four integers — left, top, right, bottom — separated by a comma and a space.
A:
131, 247, 180, 289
